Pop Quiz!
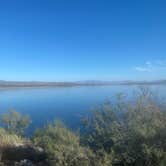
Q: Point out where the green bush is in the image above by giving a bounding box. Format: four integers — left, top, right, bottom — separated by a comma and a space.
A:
0, 110, 31, 136
81, 88, 166, 166
33, 121, 95, 166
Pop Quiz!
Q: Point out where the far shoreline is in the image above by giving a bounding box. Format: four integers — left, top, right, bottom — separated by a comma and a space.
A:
0, 81, 166, 89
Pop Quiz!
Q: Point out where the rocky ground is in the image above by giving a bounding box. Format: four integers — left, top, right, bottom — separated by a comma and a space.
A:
0, 145, 47, 166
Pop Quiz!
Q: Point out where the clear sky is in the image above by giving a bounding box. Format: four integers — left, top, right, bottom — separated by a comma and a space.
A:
0, 0, 166, 81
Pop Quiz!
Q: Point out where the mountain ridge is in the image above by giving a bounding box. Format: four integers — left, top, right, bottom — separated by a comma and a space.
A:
0, 80, 166, 87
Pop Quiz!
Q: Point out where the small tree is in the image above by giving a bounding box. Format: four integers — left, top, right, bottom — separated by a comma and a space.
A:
0, 110, 31, 136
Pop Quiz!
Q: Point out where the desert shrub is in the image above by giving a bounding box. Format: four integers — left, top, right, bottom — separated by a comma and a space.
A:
33, 120, 114, 166
33, 121, 94, 166
0, 110, 31, 136
81, 88, 166, 166
0, 128, 23, 163
0, 128, 23, 148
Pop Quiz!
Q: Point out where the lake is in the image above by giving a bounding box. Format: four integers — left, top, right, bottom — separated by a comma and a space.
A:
0, 85, 166, 134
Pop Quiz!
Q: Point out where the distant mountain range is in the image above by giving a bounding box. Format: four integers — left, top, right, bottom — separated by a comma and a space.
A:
0, 80, 166, 87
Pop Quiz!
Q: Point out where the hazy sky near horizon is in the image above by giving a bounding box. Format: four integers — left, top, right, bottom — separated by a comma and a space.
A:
0, 0, 166, 81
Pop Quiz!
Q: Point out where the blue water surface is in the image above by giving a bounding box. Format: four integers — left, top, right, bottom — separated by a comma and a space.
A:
0, 85, 165, 134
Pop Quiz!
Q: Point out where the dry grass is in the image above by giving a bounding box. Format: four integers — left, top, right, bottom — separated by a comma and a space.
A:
0, 128, 24, 148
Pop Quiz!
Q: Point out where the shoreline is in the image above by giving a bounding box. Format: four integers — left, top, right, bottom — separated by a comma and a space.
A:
0, 82, 166, 89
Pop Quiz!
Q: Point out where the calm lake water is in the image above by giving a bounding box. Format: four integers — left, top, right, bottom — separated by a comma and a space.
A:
0, 85, 166, 134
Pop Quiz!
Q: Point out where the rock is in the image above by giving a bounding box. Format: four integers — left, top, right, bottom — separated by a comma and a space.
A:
1, 146, 46, 163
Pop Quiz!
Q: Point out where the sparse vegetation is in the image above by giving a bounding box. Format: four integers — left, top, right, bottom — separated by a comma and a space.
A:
33, 121, 95, 166
81, 88, 166, 166
0, 110, 30, 136
0, 88, 165, 166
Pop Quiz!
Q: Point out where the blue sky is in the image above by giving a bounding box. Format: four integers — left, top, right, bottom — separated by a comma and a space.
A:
0, 0, 166, 81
